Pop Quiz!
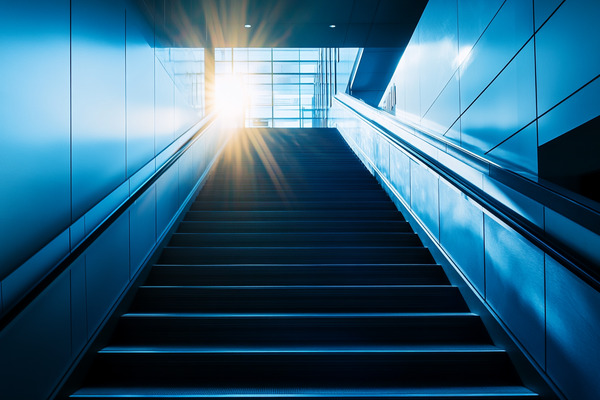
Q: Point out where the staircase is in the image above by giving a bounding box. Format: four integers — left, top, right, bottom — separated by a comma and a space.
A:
69, 128, 539, 399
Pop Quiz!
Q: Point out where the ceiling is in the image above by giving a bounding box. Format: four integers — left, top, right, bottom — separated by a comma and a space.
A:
144, 0, 428, 48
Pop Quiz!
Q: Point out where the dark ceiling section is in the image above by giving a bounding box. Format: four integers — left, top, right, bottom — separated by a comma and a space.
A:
146, 0, 428, 48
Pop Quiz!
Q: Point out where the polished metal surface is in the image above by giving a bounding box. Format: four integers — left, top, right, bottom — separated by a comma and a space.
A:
486, 122, 538, 175
417, 0, 459, 116
534, 0, 563, 30
439, 184, 485, 295
546, 255, 600, 400
459, 0, 533, 112
71, 0, 127, 220
410, 161, 440, 239
535, 0, 600, 114
484, 215, 545, 365
126, 10, 156, 177
85, 214, 130, 335
421, 72, 460, 136
0, 273, 71, 399
130, 187, 157, 278
460, 41, 536, 154
457, 0, 504, 51
0, 0, 71, 278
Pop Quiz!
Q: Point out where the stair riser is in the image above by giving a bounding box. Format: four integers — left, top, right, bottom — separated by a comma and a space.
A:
168, 233, 421, 247
88, 352, 519, 387
158, 247, 436, 264
113, 316, 491, 346
146, 265, 449, 286
182, 210, 405, 222
130, 287, 468, 313
177, 221, 414, 233
195, 192, 390, 201
190, 201, 397, 211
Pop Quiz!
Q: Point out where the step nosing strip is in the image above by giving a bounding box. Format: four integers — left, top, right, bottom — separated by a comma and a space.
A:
121, 312, 478, 318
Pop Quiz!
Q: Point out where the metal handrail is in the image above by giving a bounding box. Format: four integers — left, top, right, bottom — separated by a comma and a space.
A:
335, 94, 600, 292
0, 113, 218, 331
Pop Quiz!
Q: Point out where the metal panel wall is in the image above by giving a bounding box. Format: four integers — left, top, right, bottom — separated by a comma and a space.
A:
71, 0, 127, 220
382, 0, 600, 182
0, 2, 221, 398
332, 97, 600, 400
0, 0, 71, 278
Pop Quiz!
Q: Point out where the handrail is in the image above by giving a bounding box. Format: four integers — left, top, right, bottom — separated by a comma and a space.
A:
0, 113, 218, 331
335, 94, 600, 292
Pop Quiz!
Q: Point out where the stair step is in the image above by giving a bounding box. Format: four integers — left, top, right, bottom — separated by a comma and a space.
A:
146, 264, 448, 285
182, 210, 405, 222
129, 285, 468, 313
169, 232, 421, 247
190, 200, 397, 211
158, 246, 436, 264
71, 386, 539, 399
85, 347, 520, 387
195, 192, 390, 201
177, 220, 415, 233
112, 312, 490, 346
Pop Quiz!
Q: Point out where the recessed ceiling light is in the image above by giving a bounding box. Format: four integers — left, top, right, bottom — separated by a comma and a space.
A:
329, 24, 336, 28
244, 24, 252, 28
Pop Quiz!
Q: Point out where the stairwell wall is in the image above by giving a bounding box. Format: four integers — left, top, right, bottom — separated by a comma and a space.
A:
0, 1, 228, 399
361, 1, 600, 399
0, 0, 201, 311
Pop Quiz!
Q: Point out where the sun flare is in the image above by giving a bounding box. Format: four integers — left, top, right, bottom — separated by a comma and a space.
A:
215, 73, 250, 121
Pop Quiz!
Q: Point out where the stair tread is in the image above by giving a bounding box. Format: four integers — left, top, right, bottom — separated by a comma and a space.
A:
99, 344, 503, 353
72, 386, 539, 397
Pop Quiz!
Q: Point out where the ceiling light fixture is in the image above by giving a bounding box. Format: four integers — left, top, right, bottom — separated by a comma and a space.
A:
329, 24, 336, 28
244, 24, 252, 28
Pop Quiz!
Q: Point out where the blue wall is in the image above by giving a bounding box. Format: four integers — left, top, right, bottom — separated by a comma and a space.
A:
381, 0, 600, 179
0, 0, 202, 309
376, 4, 600, 396
334, 93, 600, 400
336, 2, 600, 397
0, 2, 228, 398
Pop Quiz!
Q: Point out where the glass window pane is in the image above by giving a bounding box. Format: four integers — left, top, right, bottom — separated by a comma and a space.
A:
215, 48, 232, 61
300, 84, 314, 95
215, 62, 232, 74
273, 75, 300, 84
247, 48, 272, 61
248, 62, 272, 73
301, 95, 314, 106
274, 94, 299, 106
302, 109, 315, 119
300, 49, 319, 61
274, 106, 300, 118
273, 84, 299, 94
233, 48, 249, 61
247, 74, 271, 84
273, 119, 301, 128
247, 118, 272, 127
248, 106, 272, 118
300, 62, 317, 74
233, 62, 248, 74
273, 62, 299, 74
273, 49, 299, 60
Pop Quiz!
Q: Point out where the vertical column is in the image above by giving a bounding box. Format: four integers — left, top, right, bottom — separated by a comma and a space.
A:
204, 46, 215, 113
